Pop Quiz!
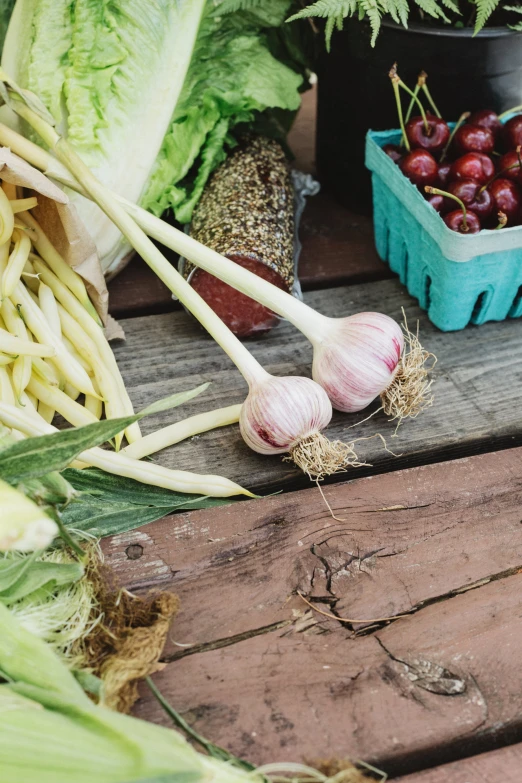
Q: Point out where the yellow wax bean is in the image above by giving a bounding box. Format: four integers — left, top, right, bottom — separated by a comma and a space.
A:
1, 181, 16, 200
62, 336, 91, 373
64, 382, 80, 401
37, 401, 55, 424
0, 366, 15, 405
0, 328, 54, 357
38, 282, 61, 337
0, 353, 15, 366
0, 402, 254, 499
9, 197, 38, 214
2, 228, 32, 298
18, 211, 101, 325
35, 261, 140, 444
27, 375, 97, 427
84, 392, 102, 420
24, 390, 38, 410
123, 404, 242, 461
2, 298, 32, 399
32, 357, 60, 386
0, 187, 14, 246
10, 282, 98, 397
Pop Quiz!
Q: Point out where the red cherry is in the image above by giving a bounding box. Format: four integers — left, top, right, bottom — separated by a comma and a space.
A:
503, 116, 522, 150
447, 179, 494, 219
405, 113, 450, 154
450, 153, 495, 185
453, 124, 495, 155
399, 149, 438, 188
443, 209, 481, 234
425, 192, 444, 212
468, 109, 502, 139
382, 143, 403, 164
437, 162, 452, 187
488, 178, 522, 224
498, 150, 522, 183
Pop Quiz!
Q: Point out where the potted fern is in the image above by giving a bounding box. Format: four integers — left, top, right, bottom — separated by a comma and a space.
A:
288, 0, 522, 210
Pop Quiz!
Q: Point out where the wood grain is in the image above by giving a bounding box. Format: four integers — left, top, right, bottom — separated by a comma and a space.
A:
102, 447, 522, 776
107, 85, 387, 320
111, 279, 522, 495
395, 743, 522, 782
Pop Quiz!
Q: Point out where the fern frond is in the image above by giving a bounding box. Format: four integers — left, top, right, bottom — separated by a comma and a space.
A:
211, 0, 266, 15
509, 20, 522, 27
474, 0, 501, 32
287, 0, 355, 22
439, 0, 460, 14
504, 3, 522, 11
384, 0, 410, 27
359, 0, 384, 44
413, 0, 450, 21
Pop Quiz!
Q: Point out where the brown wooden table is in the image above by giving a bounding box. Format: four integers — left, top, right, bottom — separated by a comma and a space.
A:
104, 87, 522, 780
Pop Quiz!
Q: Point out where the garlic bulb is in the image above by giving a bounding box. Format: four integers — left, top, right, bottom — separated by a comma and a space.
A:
240, 374, 357, 480
311, 312, 404, 413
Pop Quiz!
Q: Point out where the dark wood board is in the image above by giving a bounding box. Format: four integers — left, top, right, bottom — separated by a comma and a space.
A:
111, 278, 522, 496
102, 447, 522, 777
107, 85, 387, 320
395, 743, 522, 782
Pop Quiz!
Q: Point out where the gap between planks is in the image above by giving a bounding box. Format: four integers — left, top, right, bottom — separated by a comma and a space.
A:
103, 445, 522, 777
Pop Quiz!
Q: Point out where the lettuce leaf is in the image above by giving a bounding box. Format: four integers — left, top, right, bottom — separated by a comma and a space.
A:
2, 0, 306, 273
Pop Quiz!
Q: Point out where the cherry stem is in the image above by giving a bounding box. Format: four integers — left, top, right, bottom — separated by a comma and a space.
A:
397, 79, 429, 133
425, 186, 468, 230
479, 160, 521, 193
498, 104, 522, 120
439, 111, 470, 163
405, 83, 421, 125
418, 71, 442, 118
495, 211, 508, 230
389, 70, 410, 152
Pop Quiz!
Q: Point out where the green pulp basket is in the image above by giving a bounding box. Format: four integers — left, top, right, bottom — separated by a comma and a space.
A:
365, 128, 522, 331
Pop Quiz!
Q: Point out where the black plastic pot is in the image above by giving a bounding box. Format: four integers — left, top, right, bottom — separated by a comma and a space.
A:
316, 21, 522, 213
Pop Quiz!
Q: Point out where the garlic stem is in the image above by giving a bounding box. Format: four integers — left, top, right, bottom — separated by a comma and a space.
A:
0, 121, 326, 342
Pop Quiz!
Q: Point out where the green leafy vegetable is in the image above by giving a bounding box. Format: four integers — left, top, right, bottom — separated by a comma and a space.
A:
2, 0, 307, 273
62, 468, 232, 538
0, 551, 83, 603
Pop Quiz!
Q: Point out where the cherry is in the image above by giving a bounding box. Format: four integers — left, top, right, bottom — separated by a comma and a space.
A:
468, 109, 502, 139
447, 179, 494, 219
487, 178, 522, 224
498, 150, 522, 184
382, 143, 403, 164
399, 149, 438, 187
443, 209, 481, 234
425, 192, 445, 212
405, 113, 450, 154
449, 152, 495, 185
503, 115, 522, 150
437, 162, 452, 187
453, 124, 495, 155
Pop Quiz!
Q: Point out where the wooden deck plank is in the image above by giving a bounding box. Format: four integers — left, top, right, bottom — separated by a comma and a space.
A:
102, 447, 522, 776
111, 279, 522, 495
395, 743, 522, 782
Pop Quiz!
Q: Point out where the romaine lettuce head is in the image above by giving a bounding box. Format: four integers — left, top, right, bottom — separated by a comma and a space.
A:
1, 0, 305, 276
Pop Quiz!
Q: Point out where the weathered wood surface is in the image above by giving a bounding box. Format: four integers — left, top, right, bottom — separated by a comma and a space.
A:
107, 85, 386, 320
396, 743, 522, 782
112, 278, 522, 495
103, 447, 522, 777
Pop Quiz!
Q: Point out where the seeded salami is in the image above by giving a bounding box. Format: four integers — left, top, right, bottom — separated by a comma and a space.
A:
184, 135, 295, 337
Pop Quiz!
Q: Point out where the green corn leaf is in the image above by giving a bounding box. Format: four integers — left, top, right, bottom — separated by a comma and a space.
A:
0, 385, 208, 484
0, 554, 83, 603
61, 468, 233, 538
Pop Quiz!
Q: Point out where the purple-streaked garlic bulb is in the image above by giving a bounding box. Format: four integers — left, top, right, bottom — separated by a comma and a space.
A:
311, 313, 404, 413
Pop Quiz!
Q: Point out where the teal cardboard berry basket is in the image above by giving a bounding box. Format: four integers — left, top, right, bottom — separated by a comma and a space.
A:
365, 127, 522, 331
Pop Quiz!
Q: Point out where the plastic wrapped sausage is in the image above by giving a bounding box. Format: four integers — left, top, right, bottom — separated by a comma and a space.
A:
182, 135, 296, 337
